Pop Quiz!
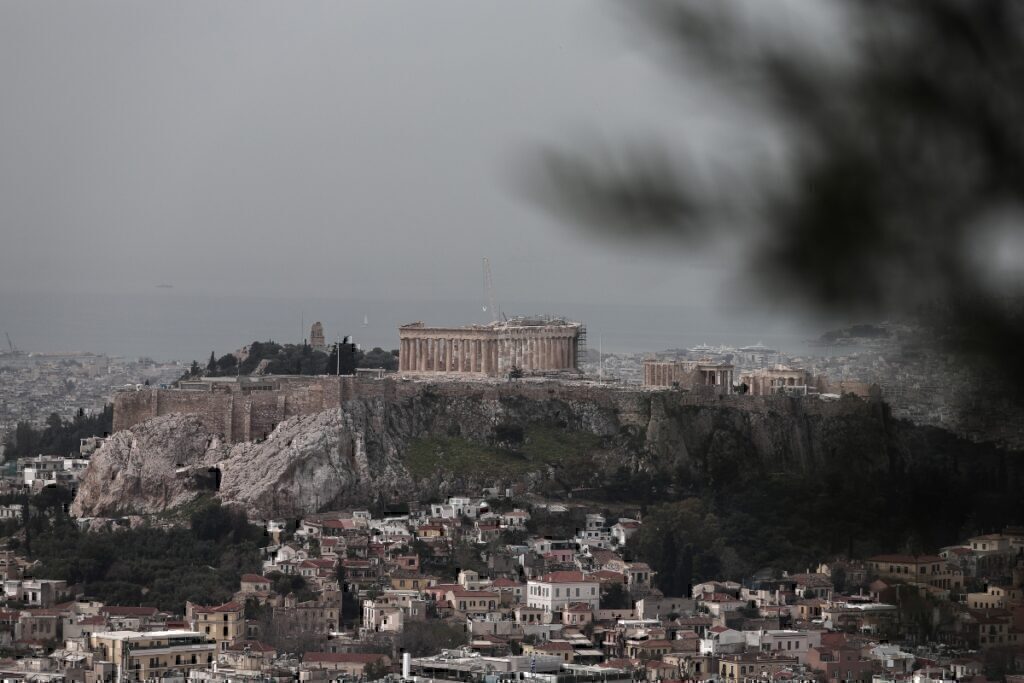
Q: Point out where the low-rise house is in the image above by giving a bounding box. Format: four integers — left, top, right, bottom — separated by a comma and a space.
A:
610, 520, 640, 547
744, 628, 821, 664
624, 563, 654, 590
634, 593, 692, 622
89, 630, 217, 681
500, 510, 530, 529
186, 602, 244, 651
272, 592, 341, 637
696, 592, 745, 617
490, 578, 525, 604
302, 652, 390, 677
18, 609, 64, 644
221, 639, 277, 669
100, 606, 160, 632
821, 600, 898, 634
699, 625, 744, 655
387, 570, 436, 591
446, 589, 499, 617
869, 643, 916, 673
716, 652, 801, 681
806, 641, 873, 683
562, 603, 593, 627
966, 584, 1022, 610
626, 638, 671, 660
4, 580, 68, 608
524, 640, 575, 663
239, 574, 272, 596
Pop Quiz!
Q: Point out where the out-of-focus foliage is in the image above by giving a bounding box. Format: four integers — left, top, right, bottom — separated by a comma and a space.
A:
536, 0, 1024, 398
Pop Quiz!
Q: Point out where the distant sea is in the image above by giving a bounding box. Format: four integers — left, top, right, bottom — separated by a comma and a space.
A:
0, 290, 830, 363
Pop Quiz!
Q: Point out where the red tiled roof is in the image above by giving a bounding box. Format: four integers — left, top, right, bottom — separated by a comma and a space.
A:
636, 639, 672, 649
192, 601, 242, 614
537, 641, 573, 651
241, 574, 270, 583
227, 640, 275, 653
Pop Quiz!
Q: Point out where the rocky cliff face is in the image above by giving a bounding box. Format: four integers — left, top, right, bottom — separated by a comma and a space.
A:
71, 382, 1022, 520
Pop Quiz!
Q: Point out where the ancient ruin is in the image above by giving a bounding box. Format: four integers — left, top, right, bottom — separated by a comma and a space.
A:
642, 359, 736, 394
397, 316, 583, 376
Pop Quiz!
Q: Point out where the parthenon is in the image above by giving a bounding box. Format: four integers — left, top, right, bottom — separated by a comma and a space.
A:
398, 317, 583, 377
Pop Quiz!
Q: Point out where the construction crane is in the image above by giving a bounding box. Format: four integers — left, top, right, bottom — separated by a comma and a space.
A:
482, 257, 499, 323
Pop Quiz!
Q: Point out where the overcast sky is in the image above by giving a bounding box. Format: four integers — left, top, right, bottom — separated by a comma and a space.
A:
0, 1, 798, 311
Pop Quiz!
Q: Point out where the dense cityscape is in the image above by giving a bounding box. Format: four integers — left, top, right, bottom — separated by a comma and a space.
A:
3, 0, 1024, 682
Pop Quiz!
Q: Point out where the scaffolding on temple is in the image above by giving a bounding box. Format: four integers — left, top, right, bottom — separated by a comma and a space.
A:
575, 324, 587, 370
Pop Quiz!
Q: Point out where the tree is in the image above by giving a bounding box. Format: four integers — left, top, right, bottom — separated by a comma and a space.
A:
397, 621, 465, 657
206, 351, 217, 376
601, 582, 631, 609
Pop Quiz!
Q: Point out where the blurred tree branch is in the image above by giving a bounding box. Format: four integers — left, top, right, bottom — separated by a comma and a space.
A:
534, 0, 1024, 402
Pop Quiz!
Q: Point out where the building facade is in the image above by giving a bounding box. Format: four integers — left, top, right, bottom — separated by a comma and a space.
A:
90, 630, 217, 682
526, 571, 600, 612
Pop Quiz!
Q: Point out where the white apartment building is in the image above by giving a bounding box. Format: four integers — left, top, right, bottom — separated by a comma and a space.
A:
526, 571, 600, 612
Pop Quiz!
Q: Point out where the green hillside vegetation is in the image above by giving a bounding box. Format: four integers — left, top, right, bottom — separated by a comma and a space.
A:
2, 406, 113, 460
6, 496, 264, 612
405, 425, 603, 482
180, 340, 399, 381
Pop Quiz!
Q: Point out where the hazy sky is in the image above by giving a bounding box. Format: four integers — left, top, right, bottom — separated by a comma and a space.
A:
0, 1, 791, 310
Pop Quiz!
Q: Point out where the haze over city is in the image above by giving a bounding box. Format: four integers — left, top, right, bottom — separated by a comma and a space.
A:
0, 1, 837, 361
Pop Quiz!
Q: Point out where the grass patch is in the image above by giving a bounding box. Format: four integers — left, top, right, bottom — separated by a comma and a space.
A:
520, 425, 602, 468
405, 425, 605, 481
405, 438, 535, 479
